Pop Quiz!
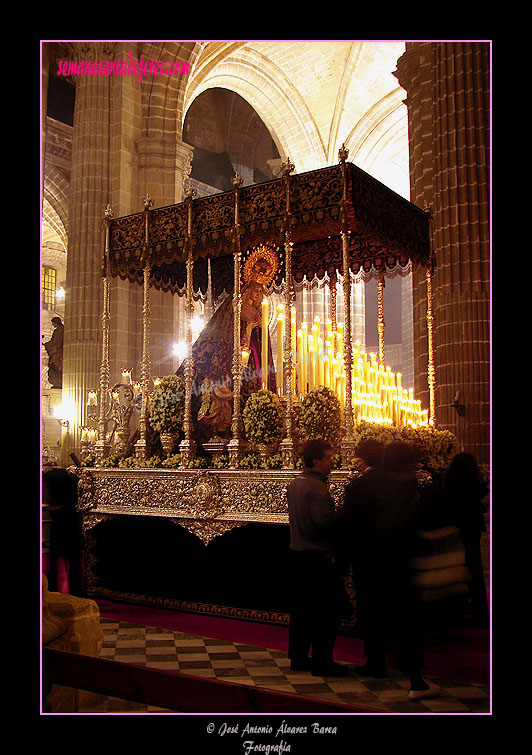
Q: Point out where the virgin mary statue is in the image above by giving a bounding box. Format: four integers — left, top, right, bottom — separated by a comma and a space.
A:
177, 244, 279, 445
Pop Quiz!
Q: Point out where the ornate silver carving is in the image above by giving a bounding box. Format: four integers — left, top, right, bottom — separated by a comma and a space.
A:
76, 468, 97, 513
169, 518, 244, 545
73, 468, 350, 522
82, 512, 117, 534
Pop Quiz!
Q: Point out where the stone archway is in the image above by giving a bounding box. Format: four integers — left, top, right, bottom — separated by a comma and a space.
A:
182, 87, 282, 192
183, 42, 326, 173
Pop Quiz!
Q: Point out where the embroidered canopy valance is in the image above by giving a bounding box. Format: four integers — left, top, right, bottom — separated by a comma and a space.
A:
107, 160, 431, 300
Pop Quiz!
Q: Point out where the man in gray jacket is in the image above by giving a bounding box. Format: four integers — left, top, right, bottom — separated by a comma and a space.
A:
286, 439, 348, 677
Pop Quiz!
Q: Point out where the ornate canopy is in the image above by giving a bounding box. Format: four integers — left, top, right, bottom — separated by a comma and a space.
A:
107, 161, 431, 300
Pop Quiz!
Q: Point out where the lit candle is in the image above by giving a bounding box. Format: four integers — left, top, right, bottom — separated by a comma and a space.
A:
333, 370, 340, 398
133, 382, 141, 398
396, 372, 402, 389
323, 355, 330, 388
308, 345, 315, 392
362, 351, 369, 383
261, 298, 269, 389
339, 374, 346, 412
336, 324, 344, 359
311, 320, 319, 357
81, 427, 89, 443
326, 319, 332, 345
317, 338, 324, 386
331, 357, 338, 392
277, 312, 284, 396
297, 329, 304, 397
291, 309, 297, 397
87, 390, 97, 407
121, 369, 132, 385
153, 377, 161, 388
326, 345, 333, 383
301, 322, 308, 394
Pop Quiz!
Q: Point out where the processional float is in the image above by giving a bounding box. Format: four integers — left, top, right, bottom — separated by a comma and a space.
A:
75, 147, 436, 612
86, 146, 434, 469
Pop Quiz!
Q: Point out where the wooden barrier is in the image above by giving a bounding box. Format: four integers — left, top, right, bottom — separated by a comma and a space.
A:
42, 647, 386, 714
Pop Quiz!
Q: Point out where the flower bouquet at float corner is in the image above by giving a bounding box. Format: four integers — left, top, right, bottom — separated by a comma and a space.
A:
148, 375, 185, 457
352, 420, 459, 475
243, 388, 284, 464
299, 385, 341, 444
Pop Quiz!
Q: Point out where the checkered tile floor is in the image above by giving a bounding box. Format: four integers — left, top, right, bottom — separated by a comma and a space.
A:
78, 618, 490, 714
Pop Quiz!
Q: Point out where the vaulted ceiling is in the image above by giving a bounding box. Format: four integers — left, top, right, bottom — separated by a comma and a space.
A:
183, 41, 409, 197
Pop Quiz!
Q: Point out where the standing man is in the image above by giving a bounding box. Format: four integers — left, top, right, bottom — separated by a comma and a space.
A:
286, 439, 348, 677
342, 441, 440, 699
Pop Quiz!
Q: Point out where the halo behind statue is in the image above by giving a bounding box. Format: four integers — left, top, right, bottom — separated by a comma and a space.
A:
242, 244, 280, 288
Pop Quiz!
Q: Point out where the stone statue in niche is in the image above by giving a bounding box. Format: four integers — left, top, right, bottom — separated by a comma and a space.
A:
44, 316, 64, 388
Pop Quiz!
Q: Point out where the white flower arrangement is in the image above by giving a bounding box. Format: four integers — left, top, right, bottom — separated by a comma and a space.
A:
148, 375, 185, 434
352, 421, 459, 473
243, 388, 284, 445
299, 386, 341, 443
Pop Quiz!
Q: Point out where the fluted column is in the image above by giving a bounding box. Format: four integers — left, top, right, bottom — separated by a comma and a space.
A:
62, 42, 114, 455
395, 41, 490, 462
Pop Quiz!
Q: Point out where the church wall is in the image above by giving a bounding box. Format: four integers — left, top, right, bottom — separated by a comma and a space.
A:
395, 42, 490, 462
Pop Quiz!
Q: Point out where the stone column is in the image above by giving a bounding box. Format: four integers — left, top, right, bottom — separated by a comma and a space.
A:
395, 41, 490, 462
62, 42, 115, 454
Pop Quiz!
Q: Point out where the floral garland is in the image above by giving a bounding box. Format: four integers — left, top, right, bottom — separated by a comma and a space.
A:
299, 386, 341, 443
148, 375, 185, 434
242, 389, 284, 445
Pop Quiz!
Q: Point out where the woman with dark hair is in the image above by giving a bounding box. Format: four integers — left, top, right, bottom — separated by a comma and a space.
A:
444, 453, 489, 626
354, 438, 383, 474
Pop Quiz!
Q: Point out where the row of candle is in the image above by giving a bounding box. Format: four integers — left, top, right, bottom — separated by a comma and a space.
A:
80, 427, 97, 443
87, 370, 176, 415
86, 318, 428, 432
86, 369, 142, 408
268, 307, 429, 428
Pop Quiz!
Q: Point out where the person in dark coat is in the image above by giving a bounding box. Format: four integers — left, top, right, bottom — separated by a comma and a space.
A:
286, 439, 348, 677
42, 468, 83, 596
444, 452, 489, 626
341, 440, 440, 699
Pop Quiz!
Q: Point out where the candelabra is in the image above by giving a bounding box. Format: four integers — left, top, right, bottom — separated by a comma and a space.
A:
82, 369, 141, 460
